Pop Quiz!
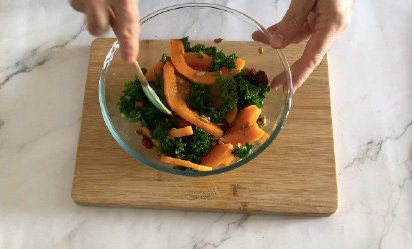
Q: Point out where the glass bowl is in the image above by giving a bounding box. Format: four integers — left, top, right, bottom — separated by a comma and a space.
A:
99, 3, 292, 176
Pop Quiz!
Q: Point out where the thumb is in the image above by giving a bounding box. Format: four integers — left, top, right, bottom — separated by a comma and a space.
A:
271, 0, 315, 48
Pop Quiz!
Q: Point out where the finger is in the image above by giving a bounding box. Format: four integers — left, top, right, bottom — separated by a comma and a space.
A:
270, 72, 285, 91
251, 31, 270, 45
291, 33, 311, 44
109, 0, 139, 63
86, 0, 109, 36
273, 28, 336, 92
306, 11, 318, 30
290, 10, 319, 44
291, 23, 312, 44
267, 23, 279, 32
251, 23, 279, 45
270, 0, 316, 48
70, 0, 85, 12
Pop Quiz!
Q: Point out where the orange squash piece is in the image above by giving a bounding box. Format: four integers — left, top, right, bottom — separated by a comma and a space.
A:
222, 123, 265, 146
145, 61, 164, 82
201, 143, 234, 168
184, 52, 212, 71
137, 126, 151, 138
176, 76, 191, 100
163, 61, 223, 138
169, 126, 194, 138
161, 155, 212, 171
183, 50, 244, 106
225, 106, 238, 124
228, 105, 261, 133
184, 51, 245, 75
258, 132, 270, 144
221, 154, 234, 166
170, 39, 245, 85
221, 58, 245, 76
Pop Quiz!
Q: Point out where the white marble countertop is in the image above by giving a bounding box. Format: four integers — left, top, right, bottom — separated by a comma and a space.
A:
0, 0, 411, 248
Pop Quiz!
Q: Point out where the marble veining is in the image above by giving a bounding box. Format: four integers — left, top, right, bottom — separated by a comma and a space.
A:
0, 26, 84, 90
192, 215, 249, 249
0, 0, 411, 248
339, 122, 412, 176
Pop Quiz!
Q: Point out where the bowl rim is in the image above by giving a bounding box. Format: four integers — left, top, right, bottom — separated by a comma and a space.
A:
98, 3, 293, 177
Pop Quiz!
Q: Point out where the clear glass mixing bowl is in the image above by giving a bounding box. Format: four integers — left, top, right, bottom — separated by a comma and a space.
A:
99, 3, 292, 176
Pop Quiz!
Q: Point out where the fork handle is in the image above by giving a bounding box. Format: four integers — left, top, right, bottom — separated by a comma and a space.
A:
132, 60, 149, 87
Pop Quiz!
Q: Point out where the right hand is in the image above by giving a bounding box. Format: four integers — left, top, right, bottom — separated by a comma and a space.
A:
70, 0, 139, 63
252, 0, 353, 92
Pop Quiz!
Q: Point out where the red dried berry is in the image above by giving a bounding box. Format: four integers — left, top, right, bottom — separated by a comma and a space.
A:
255, 70, 269, 85
142, 136, 154, 149
135, 101, 144, 108
168, 116, 177, 124
176, 117, 191, 128
244, 67, 257, 81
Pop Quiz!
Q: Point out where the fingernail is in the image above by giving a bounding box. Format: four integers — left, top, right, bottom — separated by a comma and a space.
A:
271, 32, 285, 48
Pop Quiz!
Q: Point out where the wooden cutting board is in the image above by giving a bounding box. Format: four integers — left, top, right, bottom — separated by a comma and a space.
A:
71, 38, 337, 216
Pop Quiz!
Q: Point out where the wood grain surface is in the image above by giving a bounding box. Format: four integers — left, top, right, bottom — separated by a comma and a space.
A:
71, 38, 338, 216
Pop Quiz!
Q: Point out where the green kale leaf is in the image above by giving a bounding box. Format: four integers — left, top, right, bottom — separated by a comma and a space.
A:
118, 80, 146, 122
210, 51, 237, 72
117, 79, 169, 130
160, 53, 170, 63
153, 75, 168, 108
159, 127, 212, 163
216, 75, 238, 116
151, 121, 171, 141
186, 76, 238, 123
232, 143, 253, 158
186, 84, 213, 112
180, 36, 238, 71
181, 36, 192, 51
236, 71, 270, 108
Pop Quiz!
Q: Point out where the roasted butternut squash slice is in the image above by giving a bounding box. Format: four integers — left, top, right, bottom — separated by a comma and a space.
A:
145, 61, 164, 82
201, 143, 234, 168
225, 106, 238, 124
170, 39, 245, 85
163, 61, 223, 138
222, 123, 265, 146
184, 52, 212, 71
227, 105, 261, 133
161, 155, 212, 171
221, 154, 235, 166
169, 126, 194, 138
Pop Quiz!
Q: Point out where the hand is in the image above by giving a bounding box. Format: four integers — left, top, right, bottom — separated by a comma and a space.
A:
253, 0, 353, 92
70, 0, 139, 63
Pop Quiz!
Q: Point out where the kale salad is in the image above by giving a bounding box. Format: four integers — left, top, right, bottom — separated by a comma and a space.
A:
118, 37, 270, 171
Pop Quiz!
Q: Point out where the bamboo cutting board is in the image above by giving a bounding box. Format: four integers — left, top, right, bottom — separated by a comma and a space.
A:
71, 38, 338, 216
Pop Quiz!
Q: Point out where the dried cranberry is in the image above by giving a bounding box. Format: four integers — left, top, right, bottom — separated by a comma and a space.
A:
255, 70, 269, 85
135, 101, 144, 108
176, 117, 191, 128
142, 136, 154, 149
168, 116, 177, 124
244, 68, 257, 82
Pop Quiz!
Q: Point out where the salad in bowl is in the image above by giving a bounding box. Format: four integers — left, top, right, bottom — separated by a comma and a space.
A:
118, 37, 271, 172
